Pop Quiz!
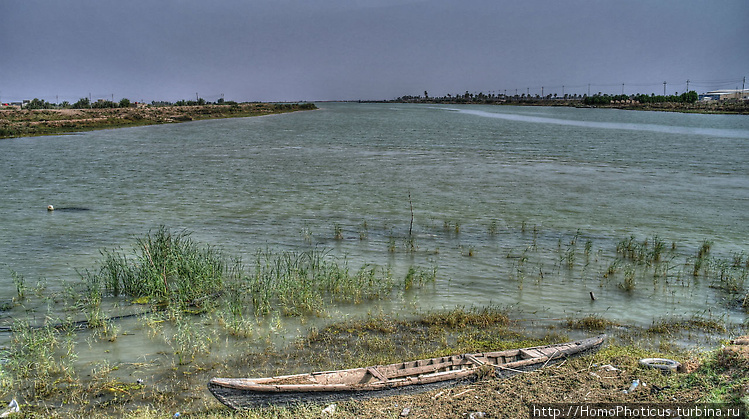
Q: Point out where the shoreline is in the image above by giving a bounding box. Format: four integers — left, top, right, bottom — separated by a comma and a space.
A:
3, 310, 746, 418
379, 99, 749, 115
0, 102, 317, 139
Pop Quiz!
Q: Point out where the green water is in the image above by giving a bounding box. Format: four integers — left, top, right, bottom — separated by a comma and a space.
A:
1, 103, 748, 361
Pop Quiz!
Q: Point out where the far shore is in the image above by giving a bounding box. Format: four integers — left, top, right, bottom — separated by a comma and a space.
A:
381, 98, 749, 115
0, 102, 317, 139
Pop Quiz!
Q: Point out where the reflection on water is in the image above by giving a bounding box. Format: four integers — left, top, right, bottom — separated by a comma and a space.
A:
0, 103, 748, 366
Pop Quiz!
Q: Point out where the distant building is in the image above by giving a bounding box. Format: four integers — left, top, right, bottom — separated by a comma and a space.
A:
699, 89, 749, 101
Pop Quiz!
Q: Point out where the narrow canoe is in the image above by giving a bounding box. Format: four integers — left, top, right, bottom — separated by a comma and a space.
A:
208, 335, 605, 409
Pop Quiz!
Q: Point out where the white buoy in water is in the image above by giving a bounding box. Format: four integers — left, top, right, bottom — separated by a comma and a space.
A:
47, 205, 55, 211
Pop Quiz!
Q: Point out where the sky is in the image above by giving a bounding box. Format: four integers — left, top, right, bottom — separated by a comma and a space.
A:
1, 0, 747, 103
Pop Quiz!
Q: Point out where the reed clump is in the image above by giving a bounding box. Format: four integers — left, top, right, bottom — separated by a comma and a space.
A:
4, 321, 77, 398
647, 315, 727, 335
616, 235, 670, 266
565, 315, 616, 331
420, 306, 509, 328
85, 227, 231, 307
246, 248, 432, 316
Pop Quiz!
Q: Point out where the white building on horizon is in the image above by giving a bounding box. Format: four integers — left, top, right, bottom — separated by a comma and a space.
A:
699, 89, 749, 101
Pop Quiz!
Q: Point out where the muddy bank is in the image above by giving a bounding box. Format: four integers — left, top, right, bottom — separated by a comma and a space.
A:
0, 103, 316, 139
4, 309, 747, 418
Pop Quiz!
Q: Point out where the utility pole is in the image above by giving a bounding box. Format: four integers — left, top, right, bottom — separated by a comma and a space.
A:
663, 81, 666, 96
622, 84, 625, 95
686, 80, 690, 92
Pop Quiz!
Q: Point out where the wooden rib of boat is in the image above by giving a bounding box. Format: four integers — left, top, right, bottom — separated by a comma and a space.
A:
208, 335, 605, 409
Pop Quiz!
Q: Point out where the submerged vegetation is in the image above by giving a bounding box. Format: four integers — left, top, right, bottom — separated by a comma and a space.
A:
1, 222, 747, 416
87, 227, 231, 307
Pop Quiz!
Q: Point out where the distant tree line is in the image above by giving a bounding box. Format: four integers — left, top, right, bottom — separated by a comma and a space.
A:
395, 90, 700, 105
583, 91, 698, 105
12, 97, 286, 110
397, 91, 590, 104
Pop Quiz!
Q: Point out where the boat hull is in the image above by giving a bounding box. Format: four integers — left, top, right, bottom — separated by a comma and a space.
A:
208, 335, 605, 409
209, 376, 466, 408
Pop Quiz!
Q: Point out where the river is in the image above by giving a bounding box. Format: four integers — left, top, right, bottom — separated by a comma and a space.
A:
1, 102, 748, 359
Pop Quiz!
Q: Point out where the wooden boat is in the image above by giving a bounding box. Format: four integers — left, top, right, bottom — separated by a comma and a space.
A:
208, 335, 605, 409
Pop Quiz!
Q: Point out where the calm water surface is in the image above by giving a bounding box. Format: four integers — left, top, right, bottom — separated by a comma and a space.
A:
1, 103, 748, 358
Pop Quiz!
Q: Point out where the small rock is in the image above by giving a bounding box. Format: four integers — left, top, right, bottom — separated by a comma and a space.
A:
400, 407, 411, 416
468, 412, 486, 419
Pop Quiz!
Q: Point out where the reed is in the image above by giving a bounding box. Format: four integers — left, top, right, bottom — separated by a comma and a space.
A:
5, 320, 77, 397
387, 235, 396, 253
300, 223, 313, 244
358, 221, 369, 240
619, 265, 636, 291
693, 240, 714, 276
403, 235, 418, 253
10, 270, 26, 302
245, 248, 404, 316
403, 266, 436, 291
169, 313, 212, 365
565, 315, 615, 331
488, 220, 498, 235
87, 227, 229, 307
420, 306, 509, 328
333, 223, 344, 240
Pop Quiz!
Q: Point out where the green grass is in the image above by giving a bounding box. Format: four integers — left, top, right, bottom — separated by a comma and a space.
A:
86, 227, 230, 307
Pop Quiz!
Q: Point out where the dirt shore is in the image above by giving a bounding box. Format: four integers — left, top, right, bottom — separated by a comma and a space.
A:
0, 103, 316, 139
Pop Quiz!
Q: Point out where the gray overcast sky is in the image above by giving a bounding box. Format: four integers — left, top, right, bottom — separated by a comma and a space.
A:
1, 0, 747, 103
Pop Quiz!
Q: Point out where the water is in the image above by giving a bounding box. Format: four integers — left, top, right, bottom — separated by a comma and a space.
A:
1, 103, 748, 357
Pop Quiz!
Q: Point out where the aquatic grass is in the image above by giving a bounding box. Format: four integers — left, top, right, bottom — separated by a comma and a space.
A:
603, 259, 621, 278
488, 220, 498, 235
245, 248, 405, 316
420, 306, 509, 328
358, 221, 369, 240
619, 264, 637, 291
5, 319, 77, 397
173, 314, 212, 365
565, 315, 618, 331
10, 270, 26, 302
333, 223, 343, 240
616, 235, 671, 266
692, 240, 714, 276
584, 239, 593, 262
387, 235, 396, 253
698, 240, 713, 259
300, 223, 314, 244
403, 266, 436, 291
87, 227, 229, 307
647, 315, 727, 336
